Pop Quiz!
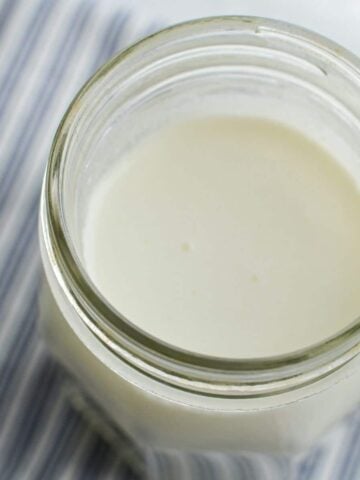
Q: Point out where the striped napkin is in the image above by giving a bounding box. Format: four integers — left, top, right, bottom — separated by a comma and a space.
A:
1, 0, 360, 478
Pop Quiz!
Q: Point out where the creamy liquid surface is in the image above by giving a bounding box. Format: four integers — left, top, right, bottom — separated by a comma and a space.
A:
83, 117, 360, 358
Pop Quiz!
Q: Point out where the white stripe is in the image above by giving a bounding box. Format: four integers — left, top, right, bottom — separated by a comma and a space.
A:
316, 427, 348, 480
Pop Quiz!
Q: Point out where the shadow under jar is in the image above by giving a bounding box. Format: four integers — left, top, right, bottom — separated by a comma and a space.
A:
39, 16, 360, 478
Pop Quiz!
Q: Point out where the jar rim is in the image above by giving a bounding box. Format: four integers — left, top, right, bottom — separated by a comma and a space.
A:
42, 16, 360, 397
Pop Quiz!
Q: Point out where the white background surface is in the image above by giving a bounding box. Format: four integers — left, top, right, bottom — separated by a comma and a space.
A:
134, 0, 360, 55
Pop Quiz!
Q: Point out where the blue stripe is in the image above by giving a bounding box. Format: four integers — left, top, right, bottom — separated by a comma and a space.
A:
0, 289, 39, 408
0, 277, 42, 405
236, 455, 259, 480
343, 437, 360, 480
0, 0, 56, 126
0, 197, 39, 307
157, 454, 174, 480
116, 461, 143, 480
298, 448, 322, 480
0, 1, 93, 213
198, 455, 219, 480
305, 449, 324, 480
0, 190, 39, 274
71, 389, 146, 477
29, 405, 85, 480
0, 0, 22, 42
75, 433, 115, 480
1, 360, 63, 480
340, 416, 360, 480
332, 414, 360, 480
230, 455, 249, 479
344, 446, 360, 480
88, 10, 130, 74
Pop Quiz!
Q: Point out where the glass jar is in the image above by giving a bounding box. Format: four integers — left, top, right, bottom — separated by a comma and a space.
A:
39, 16, 360, 478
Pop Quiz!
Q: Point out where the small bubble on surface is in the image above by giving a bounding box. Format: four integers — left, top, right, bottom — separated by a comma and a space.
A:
181, 242, 191, 253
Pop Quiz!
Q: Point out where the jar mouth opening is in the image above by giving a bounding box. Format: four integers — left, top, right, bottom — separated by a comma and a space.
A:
42, 16, 360, 396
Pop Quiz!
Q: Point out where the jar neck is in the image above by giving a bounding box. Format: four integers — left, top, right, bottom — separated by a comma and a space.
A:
43, 16, 360, 398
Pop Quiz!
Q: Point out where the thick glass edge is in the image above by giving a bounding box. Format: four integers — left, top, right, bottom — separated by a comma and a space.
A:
43, 16, 360, 380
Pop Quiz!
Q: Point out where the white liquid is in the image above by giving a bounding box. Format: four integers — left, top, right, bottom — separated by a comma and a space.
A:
84, 117, 360, 358
41, 115, 360, 456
